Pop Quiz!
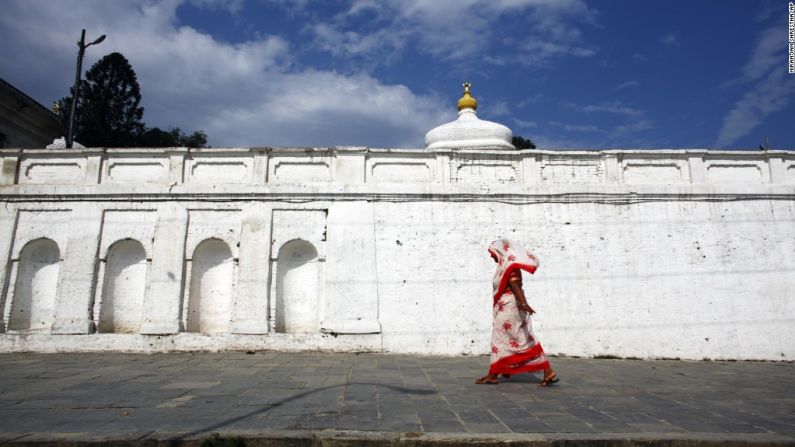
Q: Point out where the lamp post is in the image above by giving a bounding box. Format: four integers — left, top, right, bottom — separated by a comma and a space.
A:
66, 29, 105, 149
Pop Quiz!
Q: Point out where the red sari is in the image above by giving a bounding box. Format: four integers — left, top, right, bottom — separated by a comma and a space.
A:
487, 239, 549, 376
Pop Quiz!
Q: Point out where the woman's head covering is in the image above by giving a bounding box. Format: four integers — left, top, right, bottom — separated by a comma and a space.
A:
488, 239, 539, 299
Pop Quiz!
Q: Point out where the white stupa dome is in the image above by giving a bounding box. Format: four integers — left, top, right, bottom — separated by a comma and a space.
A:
425, 82, 514, 150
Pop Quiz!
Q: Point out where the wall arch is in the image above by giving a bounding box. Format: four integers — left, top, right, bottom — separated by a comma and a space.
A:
8, 238, 60, 332
275, 239, 320, 333
97, 239, 148, 333
185, 238, 234, 334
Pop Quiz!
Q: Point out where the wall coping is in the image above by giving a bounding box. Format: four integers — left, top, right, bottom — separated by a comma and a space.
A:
0, 147, 793, 194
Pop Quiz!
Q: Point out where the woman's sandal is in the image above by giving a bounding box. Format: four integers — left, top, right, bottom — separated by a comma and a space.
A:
475, 375, 499, 385
539, 372, 559, 387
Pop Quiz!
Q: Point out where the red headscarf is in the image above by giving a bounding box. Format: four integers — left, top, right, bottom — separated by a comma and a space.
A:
488, 239, 539, 300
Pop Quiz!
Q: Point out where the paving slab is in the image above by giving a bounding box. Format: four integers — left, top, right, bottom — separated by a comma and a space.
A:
0, 352, 792, 446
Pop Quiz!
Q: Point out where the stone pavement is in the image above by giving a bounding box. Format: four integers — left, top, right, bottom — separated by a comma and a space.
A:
0, 352, 793, 446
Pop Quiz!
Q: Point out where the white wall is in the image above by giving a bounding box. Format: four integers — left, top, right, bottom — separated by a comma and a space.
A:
373, 200, 795, 360
186, 239, 234, 334
0, 147, 792, 360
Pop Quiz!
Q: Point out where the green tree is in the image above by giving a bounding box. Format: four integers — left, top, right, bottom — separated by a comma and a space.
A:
136, 127, 174, 147
512, 135, 536, 149
138, 127, 209, 147
170, 127, 208, 147
56, 52, 209, 148
57, 52, 145, 147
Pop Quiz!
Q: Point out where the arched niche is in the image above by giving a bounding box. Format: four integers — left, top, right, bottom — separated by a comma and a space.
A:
97, 239, 148, 333
8, 238, 60, 332
275, 239, 320, 333
185, 238, 234, 334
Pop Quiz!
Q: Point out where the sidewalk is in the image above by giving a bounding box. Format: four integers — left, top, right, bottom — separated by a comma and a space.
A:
0, 352, 792, 446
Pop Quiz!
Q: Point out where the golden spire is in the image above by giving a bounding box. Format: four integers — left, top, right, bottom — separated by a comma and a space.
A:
457, 81, 478, 111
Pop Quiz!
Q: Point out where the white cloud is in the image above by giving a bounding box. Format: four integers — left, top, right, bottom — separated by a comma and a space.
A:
517, 39, 595, 65
562, 124, 600, 133
531, 127, 661, 150
512, 118, 537, 129
739, 26, 781, 83
715, 67, 795, 147
482, 100, 511, 117
715, 24, 795, 147
754, 2, 780, 23
188, 0, 245, 14
571, 101, 644, 117
309, 23, 408, 61
659, 32, 679, 46
614, 80, 640, 90
206, 70, 451, 147
516, 116, 658, 149
613, 119, 653, 135
552, 101, 653, 146
0, 0, 451, 147
517, 93, 543, 108
546, 121, 601, 133
312, 0, 597, 66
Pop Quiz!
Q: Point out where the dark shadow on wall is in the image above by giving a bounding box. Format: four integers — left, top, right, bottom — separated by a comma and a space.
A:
98, 239, 147, 333
8, 238, 60, 331
274, 239, 320, 334
187, 238, 234, 334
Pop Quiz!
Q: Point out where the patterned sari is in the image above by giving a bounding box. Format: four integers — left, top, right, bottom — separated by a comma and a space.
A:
487, 239, 549, 376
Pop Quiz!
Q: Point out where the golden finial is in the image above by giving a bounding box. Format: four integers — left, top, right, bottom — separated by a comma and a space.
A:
457, 81, 478, 111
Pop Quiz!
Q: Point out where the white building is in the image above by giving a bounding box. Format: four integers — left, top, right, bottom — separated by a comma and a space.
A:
0, 85, 793, 360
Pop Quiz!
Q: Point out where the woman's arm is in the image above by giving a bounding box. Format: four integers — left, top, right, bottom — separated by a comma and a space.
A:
508, 271, 535, 315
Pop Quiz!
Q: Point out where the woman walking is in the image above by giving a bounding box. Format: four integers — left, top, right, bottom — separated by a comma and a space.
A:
476, 239, 558, 386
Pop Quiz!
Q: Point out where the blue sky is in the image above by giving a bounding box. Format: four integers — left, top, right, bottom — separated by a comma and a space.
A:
1, 0, 793, 149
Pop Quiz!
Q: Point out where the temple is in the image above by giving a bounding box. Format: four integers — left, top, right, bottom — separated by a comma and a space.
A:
0, 84, 793, 360
425, 83, 514, 150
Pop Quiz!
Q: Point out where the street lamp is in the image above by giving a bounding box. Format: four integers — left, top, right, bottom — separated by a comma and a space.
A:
66, 29, 106, 149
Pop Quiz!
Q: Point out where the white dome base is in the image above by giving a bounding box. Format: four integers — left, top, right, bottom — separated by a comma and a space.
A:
425, 109, 514, 150
426, 138, 514, 150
